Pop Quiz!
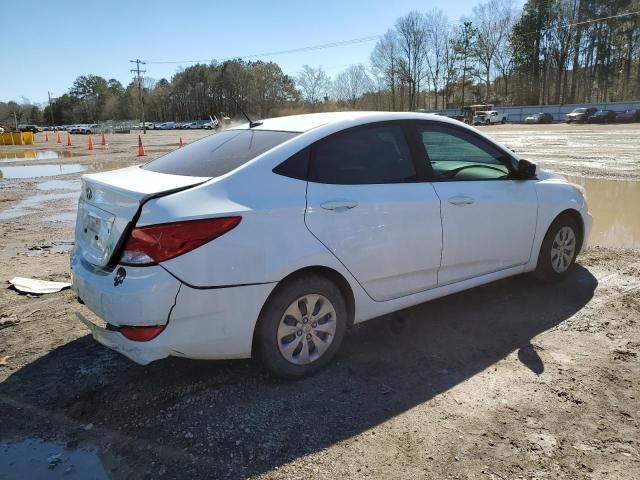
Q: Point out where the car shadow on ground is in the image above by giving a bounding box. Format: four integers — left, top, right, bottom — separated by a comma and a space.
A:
0, 266, 597, 479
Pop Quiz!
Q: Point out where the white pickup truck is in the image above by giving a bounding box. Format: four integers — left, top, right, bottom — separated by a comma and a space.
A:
472, 110, 508, 125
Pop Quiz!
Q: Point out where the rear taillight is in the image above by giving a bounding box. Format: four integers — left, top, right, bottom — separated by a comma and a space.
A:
120, 325, 165, 341
119, 216, 241, 266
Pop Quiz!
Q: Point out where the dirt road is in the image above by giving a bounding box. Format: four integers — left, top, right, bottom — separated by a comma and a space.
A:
0, 124, 639, 479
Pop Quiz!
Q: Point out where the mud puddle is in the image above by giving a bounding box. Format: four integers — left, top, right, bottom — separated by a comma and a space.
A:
0, 150, 74, 162
0, 192, 78, 221
25, 240, 75, 255
0, 438, 109, 480
0, 164, 87, 179
37, 179, 80, 191
568, 176, 640, 249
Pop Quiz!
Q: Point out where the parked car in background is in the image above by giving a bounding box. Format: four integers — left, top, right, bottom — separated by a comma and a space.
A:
69, 124, 95, 134
0, 127, 4, 133
587, 110, 617, 124
472, 110, 508, 125
566, 107, 597, 123
203, 116, 220, 129
616, 109, 640, 123
157, 122, 176, 130
140, 122, 155, 130
19, 124, 41, 133
72, 111, 591, 379
524, 112, 554, 124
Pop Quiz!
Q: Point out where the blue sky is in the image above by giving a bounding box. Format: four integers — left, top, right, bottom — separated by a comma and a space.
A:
3, 0, 516, 104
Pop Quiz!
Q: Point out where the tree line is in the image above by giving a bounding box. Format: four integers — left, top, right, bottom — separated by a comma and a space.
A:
2, 0, 639, 127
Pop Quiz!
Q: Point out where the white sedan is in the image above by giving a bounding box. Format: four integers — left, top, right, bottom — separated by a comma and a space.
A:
71, 112, 591, 378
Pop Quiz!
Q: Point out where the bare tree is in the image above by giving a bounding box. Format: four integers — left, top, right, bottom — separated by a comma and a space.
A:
424, 9, 449, 110
334, 65, 373, 109
296, 65, 331, 111
472, 0, 515, 101
395, 11, 429, 110
370, 30, 400, 110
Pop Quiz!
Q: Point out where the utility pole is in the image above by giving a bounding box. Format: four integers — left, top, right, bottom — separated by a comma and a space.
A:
130, 59, 147, 134
47, 91, 55, 129
461, 21, 473, 111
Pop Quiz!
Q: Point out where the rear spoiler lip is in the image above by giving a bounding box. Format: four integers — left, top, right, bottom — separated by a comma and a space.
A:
104, 180, 210, 270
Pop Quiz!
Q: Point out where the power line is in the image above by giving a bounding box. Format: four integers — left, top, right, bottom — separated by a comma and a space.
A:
512, 10, 640, 39
145, 35, 381, 65
141, 9, 640, 69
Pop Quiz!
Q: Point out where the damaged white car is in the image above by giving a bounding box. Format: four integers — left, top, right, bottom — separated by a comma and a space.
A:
71, 112, 591, 378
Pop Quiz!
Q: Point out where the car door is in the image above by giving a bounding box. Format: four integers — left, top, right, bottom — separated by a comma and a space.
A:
305, 122, 442, 302
414, 122, 538, 286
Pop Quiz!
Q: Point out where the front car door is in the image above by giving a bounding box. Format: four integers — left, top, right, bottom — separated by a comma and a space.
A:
305, 122, 442, 302
414, 121, 538, 286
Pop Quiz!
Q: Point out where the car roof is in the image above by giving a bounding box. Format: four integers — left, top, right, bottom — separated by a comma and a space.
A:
230, 111, 465, 133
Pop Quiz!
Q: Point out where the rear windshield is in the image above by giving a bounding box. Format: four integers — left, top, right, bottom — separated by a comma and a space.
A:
143, 129, 298, 177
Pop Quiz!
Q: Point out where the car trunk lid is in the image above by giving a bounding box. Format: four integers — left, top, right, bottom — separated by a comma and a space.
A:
76, 166, 209, 267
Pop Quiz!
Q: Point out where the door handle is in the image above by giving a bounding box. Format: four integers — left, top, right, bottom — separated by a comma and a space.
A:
320, 200, 358, 211
448, 195, 475, 206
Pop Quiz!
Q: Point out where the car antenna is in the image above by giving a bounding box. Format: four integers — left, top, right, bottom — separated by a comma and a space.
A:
230, 96, 262, 128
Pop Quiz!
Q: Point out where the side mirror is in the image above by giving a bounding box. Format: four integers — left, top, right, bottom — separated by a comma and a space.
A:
517, 159, 537, 179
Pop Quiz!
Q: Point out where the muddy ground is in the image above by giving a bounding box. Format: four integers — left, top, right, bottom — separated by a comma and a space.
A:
0, 124, 639, 479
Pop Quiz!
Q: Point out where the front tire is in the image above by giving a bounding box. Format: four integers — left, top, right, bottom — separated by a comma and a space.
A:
255, 275, 347, 379
533, 215, 580, 282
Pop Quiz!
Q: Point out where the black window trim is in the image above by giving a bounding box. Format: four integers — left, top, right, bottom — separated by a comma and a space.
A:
410, 120, 520, 183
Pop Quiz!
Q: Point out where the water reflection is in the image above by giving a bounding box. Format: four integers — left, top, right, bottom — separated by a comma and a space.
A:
568, 176, 640, 249
0, 150, 73, 162
0, 164, 86, 179
0, 438, 109, 480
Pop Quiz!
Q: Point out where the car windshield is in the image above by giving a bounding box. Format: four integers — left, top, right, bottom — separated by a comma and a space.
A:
143, 129, 299, 177
573, 108, 586, 113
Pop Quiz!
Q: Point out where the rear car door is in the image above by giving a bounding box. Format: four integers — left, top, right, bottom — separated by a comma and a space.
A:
304, 122, 442, 302
414, 122, 538, 286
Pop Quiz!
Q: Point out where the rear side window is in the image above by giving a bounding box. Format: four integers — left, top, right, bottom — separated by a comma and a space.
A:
143, 130, 298, 177
309, 124, 416, 184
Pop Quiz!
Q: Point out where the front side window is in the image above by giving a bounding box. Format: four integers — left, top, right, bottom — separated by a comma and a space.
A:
309, 124, 416, 184
143, 129, 298, 177
417, 124, 510, 181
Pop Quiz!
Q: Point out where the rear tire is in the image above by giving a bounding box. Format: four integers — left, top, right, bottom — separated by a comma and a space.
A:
533, 215, 581, 282
255, 274, 347, 379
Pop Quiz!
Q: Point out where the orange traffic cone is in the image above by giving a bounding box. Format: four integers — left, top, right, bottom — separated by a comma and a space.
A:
88, 135, 94, 151
67, 133, 72, 146
179, 137, 184, 147
137, 135, 145, 156
56, 132, 61, 144
101, 132, 107, 146
45, 132, 49, 142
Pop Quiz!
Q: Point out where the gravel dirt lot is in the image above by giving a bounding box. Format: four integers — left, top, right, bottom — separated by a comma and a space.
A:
0, 124, 639, 479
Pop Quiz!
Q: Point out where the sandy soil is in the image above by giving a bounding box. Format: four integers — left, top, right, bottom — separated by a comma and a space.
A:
0, 125, 639, 479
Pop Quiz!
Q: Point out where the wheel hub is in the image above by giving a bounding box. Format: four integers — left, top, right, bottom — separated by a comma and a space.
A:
276, 294, 337, 365
550, 226, 576, 273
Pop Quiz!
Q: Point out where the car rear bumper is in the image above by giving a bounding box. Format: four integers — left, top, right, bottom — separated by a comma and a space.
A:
71, 249, 181, 327
71, 248, 276, 364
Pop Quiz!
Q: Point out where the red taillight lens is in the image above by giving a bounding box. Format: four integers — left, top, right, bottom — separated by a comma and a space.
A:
120, 325, 165, 342
119, 216, 241, 266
